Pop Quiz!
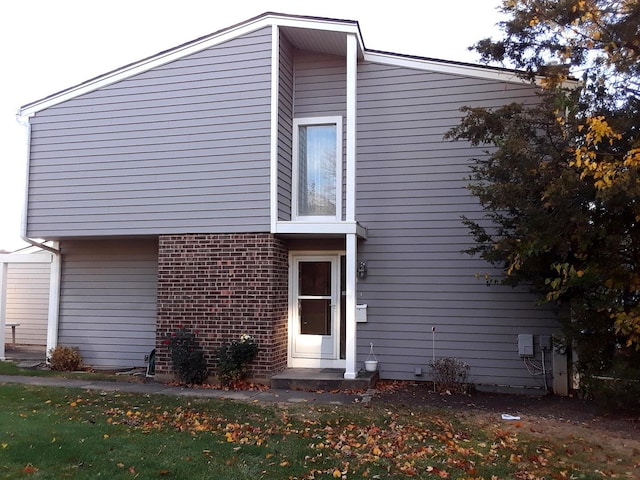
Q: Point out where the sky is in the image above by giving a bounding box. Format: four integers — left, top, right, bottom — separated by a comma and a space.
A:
0, 0, 506, 252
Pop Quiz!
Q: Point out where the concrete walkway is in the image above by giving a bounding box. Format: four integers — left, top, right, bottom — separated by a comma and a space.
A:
0, 374, 366, 405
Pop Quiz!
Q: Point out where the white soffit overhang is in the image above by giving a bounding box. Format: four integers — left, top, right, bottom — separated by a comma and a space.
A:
18, 12, 538, 118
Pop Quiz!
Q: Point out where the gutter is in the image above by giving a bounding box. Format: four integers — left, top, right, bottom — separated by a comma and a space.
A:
16, 112, 62, 356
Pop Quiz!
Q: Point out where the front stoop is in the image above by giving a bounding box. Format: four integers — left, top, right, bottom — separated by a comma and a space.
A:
270, 368, 378, 391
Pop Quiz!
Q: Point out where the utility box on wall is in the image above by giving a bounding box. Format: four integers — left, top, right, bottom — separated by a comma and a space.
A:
518, 334, 534, 357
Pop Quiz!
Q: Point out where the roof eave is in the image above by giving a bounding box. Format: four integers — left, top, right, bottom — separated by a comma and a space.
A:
18, 12, 364, 118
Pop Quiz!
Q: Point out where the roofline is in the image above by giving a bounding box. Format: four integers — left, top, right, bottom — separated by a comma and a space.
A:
17, 12, 567, 117
18, 12, 369, 118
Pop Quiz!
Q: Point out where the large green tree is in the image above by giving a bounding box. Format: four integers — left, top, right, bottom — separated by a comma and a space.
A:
448, 0, 640, 397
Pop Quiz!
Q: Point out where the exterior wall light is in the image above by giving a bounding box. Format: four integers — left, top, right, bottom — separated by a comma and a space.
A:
357, 261, 368, 279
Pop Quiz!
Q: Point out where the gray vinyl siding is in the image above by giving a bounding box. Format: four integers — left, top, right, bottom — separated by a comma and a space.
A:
355, 62, 558, 388
277, 34, 294, 221
6, 262, 50, 345
58, 238, 158, 368
27, 28, 273, 238
293, 50, 347, 220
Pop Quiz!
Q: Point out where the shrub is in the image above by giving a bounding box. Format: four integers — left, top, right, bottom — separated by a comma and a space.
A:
429, 357, 471, 394
578, 359, 640, 412
48, 345, 83, 371
163, 326, 208, 385
217, 334, 259, 386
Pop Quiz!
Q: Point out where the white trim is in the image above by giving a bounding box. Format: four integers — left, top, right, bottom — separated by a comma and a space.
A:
19, 17, 273, 117
270, 24, 280, 233
0, 262, 7, 360
275, 16, 362, 36
46, 242, 61, 358
17, 12, 538, 119
18, 14, 363, 118
0, 253, 52, 263
291, 116, 343, 222
275, 221, 367, 238
344, 234, 357, 379
288, 252, 346, 369
346, 33, 357, 222
364, 51, 527, 84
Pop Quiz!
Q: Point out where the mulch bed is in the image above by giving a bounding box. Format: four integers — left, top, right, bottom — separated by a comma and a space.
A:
373, 380, 640, 440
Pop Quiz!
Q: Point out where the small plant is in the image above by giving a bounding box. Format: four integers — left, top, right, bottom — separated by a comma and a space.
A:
48, 345, 83, 371
217, 334, 259, 386
163, 326, 208, 385
430, 357, 471, 394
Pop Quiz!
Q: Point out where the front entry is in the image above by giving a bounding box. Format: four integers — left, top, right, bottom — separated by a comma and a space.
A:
289, 254, 345, 368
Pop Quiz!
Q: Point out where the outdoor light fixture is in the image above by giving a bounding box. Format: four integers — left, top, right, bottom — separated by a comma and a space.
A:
357, 261, 368, 279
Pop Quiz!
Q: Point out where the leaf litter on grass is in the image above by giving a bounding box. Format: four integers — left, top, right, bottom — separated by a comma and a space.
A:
3, 385, 638, 479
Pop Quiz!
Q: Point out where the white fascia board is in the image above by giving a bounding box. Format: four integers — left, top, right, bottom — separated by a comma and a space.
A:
275, 221, 367, 239
19, 17, 274, 117
364, 51, 527, 84
19, 14, 363, 118
0, 253, 53, 263
274, 16, 360, 35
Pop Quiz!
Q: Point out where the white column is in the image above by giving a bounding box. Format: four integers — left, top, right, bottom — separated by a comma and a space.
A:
269, 24, 280, 232
344, 33, 358, 379
0, 262, 7, 360
46, 244, 61, 357
346, 33, 357, 222
344, 233, 357, 378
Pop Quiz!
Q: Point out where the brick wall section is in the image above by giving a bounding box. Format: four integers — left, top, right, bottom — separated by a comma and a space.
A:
156, 233, 289, 380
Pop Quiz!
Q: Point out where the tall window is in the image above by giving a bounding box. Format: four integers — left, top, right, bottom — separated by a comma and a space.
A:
293, 117, 342, 220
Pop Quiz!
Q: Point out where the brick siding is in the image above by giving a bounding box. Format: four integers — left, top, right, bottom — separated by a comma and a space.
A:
156, 233, 289, 380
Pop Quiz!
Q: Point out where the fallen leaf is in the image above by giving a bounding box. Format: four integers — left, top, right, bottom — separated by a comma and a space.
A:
22, 465, 39, 474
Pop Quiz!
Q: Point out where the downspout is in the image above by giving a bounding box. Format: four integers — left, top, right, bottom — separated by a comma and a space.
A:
16, 112, 62, 356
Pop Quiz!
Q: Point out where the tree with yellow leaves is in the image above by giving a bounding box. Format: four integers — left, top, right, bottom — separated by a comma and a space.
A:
448, 0, 639, 406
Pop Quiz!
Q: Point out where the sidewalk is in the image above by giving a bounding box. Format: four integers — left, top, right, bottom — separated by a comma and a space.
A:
0, 374, 366, 405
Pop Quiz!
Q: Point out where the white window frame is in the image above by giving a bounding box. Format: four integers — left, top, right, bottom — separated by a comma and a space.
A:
292, 116, 343, 222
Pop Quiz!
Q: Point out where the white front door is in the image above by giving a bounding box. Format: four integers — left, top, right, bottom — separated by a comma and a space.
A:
289, 255, 344, 368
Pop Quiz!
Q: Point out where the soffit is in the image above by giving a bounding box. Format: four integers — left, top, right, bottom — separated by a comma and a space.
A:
280, 26, 363, 59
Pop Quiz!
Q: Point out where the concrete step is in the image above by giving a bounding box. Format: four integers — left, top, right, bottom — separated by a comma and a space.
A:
270, 368, 378, 391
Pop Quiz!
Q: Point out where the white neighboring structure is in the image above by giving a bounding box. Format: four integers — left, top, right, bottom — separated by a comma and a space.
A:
0, 245, 52, 360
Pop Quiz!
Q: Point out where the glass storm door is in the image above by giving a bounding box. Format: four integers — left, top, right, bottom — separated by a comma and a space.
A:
291, 256, 340, 364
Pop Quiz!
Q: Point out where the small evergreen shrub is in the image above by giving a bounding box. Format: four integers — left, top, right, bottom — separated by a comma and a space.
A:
217, 334, 259, 387
48, 345, 83, 371
430, 357, 471, 394
162, 326, 208, 385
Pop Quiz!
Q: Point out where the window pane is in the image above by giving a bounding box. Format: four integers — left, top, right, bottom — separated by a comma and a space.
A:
300, 299, 331, 335
298, 125, 337, 216
299, 261, 331, 296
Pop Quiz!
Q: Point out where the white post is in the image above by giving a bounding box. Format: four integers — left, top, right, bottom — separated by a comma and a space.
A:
344, 33, 358, 379
344, 233, 357, 379
0, 262, 7, 360
346, 33, 357, 223
269, 23, 280, 232
45, 243, 61, 357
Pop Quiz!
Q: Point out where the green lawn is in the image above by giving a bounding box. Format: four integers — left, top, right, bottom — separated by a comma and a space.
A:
0, 383, 635, 479
0, 360, 147, 383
